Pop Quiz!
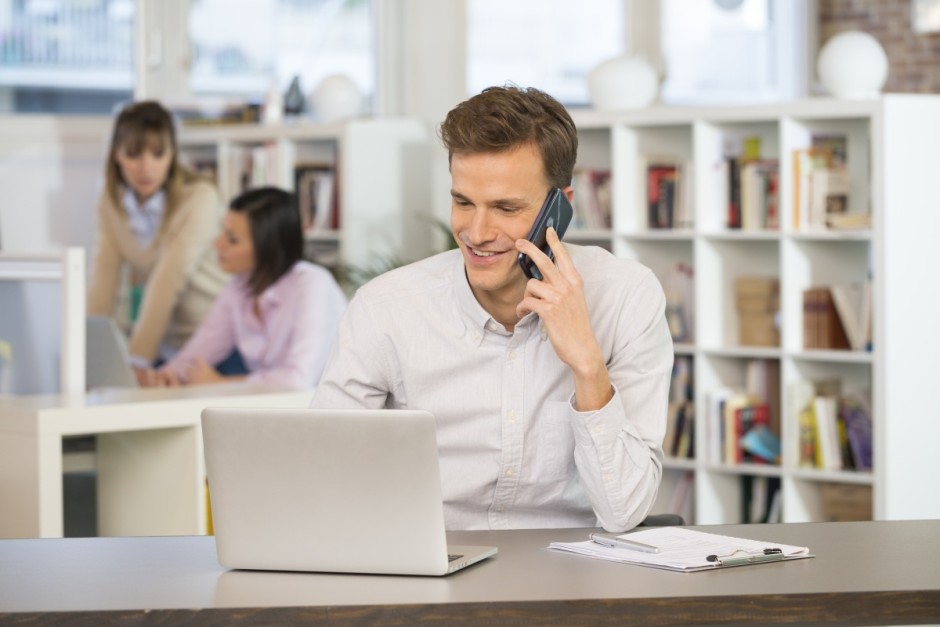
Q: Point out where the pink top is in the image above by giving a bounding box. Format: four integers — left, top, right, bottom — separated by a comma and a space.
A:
164, 261, 347, 389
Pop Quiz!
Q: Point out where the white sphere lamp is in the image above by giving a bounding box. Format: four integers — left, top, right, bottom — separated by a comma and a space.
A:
817, 31, 888, 99
587, 55, 658, 110
309, 74, 365, 123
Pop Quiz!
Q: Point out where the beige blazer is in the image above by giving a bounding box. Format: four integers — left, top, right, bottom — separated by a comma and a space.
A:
87, 179, 228, 362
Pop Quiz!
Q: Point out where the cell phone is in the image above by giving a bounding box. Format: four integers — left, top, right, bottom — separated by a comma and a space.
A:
517, 187, 573, 280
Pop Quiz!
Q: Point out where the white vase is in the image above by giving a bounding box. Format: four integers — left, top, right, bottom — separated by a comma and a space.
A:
817, 31, 888, 99
587, 55, 658, 110
309, 74, 365, 123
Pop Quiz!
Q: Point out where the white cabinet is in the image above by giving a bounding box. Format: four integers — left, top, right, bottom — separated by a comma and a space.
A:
178, 118, 432, 280
569, 96, 940, 524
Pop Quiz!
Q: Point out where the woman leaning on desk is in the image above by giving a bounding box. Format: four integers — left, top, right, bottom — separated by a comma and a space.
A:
138, 186, 347, 390
87, 100, 227, 378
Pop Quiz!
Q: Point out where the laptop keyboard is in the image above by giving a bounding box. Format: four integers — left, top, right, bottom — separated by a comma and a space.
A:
448, 554, 464, 562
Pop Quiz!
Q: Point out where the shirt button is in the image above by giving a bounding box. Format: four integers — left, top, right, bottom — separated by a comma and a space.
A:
508, 410, 517, 420
508, 350, 517, 360
506, 469, 514, 477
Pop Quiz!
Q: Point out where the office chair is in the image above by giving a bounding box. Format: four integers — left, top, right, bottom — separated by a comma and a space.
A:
638, 513, 686, 527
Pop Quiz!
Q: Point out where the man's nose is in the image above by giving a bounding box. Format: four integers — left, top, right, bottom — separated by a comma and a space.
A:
466, 207, 494, 243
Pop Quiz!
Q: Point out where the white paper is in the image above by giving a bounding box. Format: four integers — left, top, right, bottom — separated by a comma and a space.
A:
549, 527, 811, 572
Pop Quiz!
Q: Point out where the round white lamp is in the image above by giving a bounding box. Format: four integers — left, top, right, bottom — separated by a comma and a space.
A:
587, 55, 658, 110
309, 74, 365, 123
817, 31, 888, 99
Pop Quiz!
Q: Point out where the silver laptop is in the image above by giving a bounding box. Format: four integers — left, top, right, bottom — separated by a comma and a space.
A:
86, 315, 138, 389
201, 407, 497, 576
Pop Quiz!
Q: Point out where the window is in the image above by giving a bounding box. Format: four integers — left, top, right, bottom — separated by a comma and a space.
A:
0, 0, 134, 113
660, 0, 807, 105
466, 0, 625, 106
188, 0, 375, 106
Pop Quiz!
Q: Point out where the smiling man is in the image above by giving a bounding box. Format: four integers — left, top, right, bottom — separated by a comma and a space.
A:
311, 85, 674, 532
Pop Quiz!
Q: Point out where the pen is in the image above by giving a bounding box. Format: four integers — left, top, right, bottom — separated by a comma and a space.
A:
589, 533, 660, 554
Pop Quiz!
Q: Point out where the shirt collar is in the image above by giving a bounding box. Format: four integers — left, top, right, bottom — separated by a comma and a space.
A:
451, 254, 540, 346
122, 187, 166, 218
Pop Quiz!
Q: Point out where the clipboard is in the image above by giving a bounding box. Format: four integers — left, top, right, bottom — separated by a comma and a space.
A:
548, 527, 814, 572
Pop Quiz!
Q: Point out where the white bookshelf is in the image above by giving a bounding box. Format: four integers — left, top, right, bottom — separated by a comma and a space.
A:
569, 96, 940, 525
177, 118, 432, 281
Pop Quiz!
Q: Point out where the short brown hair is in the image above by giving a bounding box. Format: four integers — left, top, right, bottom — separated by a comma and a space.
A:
104, 100, 203, 229
438, 85, 578, 189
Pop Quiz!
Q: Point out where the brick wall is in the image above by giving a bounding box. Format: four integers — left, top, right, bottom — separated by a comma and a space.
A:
819, 0, 940, 93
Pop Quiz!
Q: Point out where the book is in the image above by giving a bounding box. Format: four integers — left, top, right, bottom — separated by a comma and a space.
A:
548, 527, 812, 572
723, 394, 761, 464
708, 387, 734, 464
792, 133, 862, 232
840, 392, 873, 471
813, 396, 843, 470
665, 263, 694, 342
293, 163, 337, 233
743, 475, 781, 523
733, 404, 772, 463
830, 283, 867, 351
803, 287, 851, 350
571, 168, 612, 230
646, 163, 680, 229
788, 379, 817, 468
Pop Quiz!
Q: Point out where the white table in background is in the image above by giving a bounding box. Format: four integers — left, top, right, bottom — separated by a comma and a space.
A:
0, 383, 312, 538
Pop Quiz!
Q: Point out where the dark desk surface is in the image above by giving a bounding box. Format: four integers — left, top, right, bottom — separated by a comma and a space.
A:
1, 521, 939, 625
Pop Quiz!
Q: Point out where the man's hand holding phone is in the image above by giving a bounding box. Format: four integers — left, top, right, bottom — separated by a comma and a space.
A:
515, 227, 613, 412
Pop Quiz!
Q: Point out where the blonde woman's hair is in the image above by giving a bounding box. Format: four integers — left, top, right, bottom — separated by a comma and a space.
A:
104, 100, 204, 232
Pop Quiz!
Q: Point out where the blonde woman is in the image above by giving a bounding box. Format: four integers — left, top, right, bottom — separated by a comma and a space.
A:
87, 101, 227, 376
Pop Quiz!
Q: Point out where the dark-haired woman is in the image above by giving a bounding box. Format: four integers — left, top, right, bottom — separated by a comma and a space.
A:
87, 100, 227, 371
145, 187, 347, 389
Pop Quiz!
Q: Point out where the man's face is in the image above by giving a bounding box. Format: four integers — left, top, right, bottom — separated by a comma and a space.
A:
450, 142, 550, 309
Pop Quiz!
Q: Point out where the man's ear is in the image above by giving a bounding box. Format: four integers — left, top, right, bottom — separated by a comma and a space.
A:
562, 185, 575, 205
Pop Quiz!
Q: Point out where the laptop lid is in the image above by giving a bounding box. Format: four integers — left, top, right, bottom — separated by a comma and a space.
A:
201, 407, 496, 576
85, 315, 138, 389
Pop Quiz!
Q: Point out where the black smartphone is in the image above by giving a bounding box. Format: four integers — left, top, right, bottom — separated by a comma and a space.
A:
517, 188, 573, 280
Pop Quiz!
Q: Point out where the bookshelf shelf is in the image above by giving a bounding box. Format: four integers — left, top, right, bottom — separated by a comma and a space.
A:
178, 118, 431, 282
571, 96, 940, 526
704, 463, 783, 478
790, 468, 874, 485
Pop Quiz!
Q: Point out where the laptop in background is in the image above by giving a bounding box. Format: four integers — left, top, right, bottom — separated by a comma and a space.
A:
201, 407, 497, 576
86, 315, 137, 389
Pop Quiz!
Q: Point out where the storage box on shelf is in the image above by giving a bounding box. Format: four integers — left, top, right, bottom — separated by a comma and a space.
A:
570, 96, 940, 525
177, 118, 431, 285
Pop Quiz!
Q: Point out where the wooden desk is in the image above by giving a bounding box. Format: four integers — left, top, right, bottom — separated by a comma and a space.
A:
0, 521, 938, 625
0, 384, 311, 538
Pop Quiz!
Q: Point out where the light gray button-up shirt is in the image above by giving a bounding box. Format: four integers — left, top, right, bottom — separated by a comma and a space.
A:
311, 245, 673, 532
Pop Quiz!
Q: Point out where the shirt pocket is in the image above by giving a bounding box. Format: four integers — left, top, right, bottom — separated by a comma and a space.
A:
534, 401, 576, 481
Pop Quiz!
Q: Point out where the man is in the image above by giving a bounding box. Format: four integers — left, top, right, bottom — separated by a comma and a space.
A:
311, 85, 673, 532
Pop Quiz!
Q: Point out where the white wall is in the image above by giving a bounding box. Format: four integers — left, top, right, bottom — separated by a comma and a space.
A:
0, 116, 110, 255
